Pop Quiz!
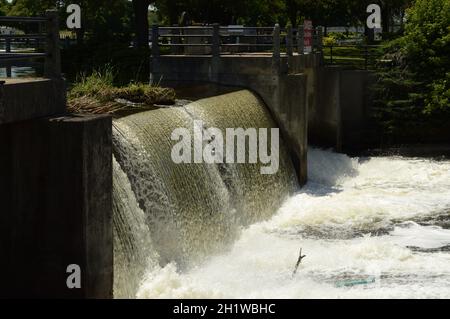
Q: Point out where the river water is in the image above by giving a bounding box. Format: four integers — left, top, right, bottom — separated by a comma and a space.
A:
135, 148, 450, 299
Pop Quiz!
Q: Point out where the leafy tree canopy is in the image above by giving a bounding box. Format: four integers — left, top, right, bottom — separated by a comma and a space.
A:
372, 0, 449, 141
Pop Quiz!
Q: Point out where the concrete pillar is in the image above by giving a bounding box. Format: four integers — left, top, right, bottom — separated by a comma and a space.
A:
212, 23, 220, 57
298, 28, 304, 54
44, 10, 61, 79
286, 25, 293, 57
5, 38, 11, 77
151, 25, 160, 83
0, 114, 113, 298
317, 28, 323, 52
272, 24, 281, 73
0, 78, 66, 124
279, 74, 308, 186
151, 25, 160, 58
273, 24, 280, 58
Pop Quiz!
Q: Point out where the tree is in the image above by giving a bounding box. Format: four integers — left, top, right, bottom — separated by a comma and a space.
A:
155, 0, 284, 26
5, 0, 132, 44
133, 0, 152, 48
0, 0, 11, 15
372, 0, 450, 142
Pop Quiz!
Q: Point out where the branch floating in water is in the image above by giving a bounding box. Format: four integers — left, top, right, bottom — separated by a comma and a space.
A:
292, 248, 306, 278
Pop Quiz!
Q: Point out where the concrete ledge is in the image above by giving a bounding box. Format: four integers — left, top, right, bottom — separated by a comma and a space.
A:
0, 77, 66, 124
0, 114, 112, 298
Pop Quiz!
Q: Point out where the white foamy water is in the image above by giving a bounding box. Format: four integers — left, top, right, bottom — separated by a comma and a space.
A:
137, 148, 450, 299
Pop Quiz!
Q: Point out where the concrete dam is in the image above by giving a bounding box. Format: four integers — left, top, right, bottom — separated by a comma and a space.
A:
113, 90, 298, 298
3, 18, 449, 299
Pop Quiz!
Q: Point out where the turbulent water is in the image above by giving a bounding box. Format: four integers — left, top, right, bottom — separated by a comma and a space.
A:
112, 90, 297, 297
112, 90, 450, 299
135, 149, 450, 299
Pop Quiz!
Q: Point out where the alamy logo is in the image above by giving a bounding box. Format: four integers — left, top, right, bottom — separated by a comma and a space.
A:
171, 120, 280, 175
367, 4, 381, 29
66, 264, 81, 289
66, 4, 81, 29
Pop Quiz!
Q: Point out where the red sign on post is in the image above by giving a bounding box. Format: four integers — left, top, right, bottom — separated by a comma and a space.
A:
304, 20, 313, 53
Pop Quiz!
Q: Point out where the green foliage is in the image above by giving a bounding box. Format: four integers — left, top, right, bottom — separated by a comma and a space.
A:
68, 67, 176, 114
372, 0, 450, 142
4, 0, 133, 44
69, 66, 115, 100
402, 0, 450, 114
322, 36, 337, 46
7, 0, 58, 16
0, 0, 10, 15
155, 0, 286, 26
76, 0, 133, 43
62, 42, 151, 84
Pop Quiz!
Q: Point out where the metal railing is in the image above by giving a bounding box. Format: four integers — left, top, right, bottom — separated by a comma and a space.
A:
0, 9, 61, 78
151, 24, 323, 58
324, 44, 383, 70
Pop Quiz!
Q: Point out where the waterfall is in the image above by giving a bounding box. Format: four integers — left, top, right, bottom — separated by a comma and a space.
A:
112, 90, 298, 297
113, 157, 159, 298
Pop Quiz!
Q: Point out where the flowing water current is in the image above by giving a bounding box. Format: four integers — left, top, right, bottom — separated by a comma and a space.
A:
112, 91, 450, 299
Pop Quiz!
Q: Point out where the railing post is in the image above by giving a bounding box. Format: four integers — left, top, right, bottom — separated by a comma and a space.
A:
44, 9, 61, 78
317, 28, 323, 52
171, 24, 180, 55
5, 38, 11, 77
5, 38, 11, 53
297, 28, 304, 54
151, 25, 160, 58
212, 23, 220, 57
330, 45, 333, 64
286, 25, 293, 57
273, 24, 280, 59
364, 45, 368, 70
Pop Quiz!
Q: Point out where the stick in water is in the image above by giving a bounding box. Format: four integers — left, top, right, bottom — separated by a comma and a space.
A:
292, 248, 306, 278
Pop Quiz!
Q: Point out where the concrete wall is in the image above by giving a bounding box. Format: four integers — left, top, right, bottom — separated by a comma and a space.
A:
0, 114, 113, 298
310, 67, 375, 151
152, 53, 322, 185
340, 70, 376, 150
0, 78, 66, 124
309, 66, 342, 149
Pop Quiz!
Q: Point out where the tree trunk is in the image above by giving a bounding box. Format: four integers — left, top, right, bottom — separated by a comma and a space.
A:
382, 5, 391, 34
76, 28, 85, 45
133, 0, 151, 48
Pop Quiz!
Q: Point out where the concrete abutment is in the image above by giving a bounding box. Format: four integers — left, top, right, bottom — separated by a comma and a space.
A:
0, 78, 113, 298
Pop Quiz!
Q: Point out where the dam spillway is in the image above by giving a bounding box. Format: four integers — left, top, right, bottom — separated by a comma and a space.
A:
112, 90, 298, 297
112, 89, 450, 299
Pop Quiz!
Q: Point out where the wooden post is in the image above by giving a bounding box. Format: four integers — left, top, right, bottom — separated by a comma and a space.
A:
44, 10, 61, 78
151, 25, 160, 57
273, 24, 280, 59
212, 23, 220, 57
286, 25, 293, 57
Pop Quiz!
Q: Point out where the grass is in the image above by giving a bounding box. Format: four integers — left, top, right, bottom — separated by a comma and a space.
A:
67, 67, 176, 114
